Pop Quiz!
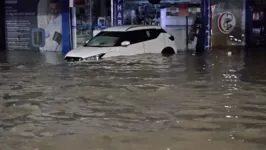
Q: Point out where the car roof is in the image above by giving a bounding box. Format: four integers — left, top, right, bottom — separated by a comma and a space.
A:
102, 25, 162, 32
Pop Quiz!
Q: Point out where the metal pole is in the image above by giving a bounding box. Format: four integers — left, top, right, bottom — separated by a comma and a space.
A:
89, 0, 93, 39
111, 0, 114, 26
71, 7, 77, 49
208, 0, 212, 50
186, 16, 189, 51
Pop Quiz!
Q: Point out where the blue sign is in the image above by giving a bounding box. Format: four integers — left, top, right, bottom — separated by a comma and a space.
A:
201, 0, 211, 50
116, 0, 124, 25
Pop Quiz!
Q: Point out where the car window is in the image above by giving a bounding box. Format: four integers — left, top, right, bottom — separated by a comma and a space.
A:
85, 31, 125, 47
87, 36, 119, 47
160, 28, 167, 33
124, 30, 148, 44
148, 29, 162, 39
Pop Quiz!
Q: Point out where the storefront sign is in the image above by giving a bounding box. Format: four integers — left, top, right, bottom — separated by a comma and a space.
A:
217, 12, 236, 34
178, 3, 188, 16
201, 0, 211, 49
116, 0, 124, 25
4, 0, 64, 51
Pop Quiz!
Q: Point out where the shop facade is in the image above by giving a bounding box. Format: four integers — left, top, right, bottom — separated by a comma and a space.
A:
1, 0, 264, 54
111, 0, 265, 50
210, 0, 265, 48
211, 0, 246, 48
3, 0, 111, 54
112, 0, 249, 49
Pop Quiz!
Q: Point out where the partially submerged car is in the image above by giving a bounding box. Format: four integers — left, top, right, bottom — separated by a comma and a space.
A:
65, 25, 177, 62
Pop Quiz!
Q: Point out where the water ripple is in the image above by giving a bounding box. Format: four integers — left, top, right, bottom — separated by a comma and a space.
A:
0, 51, 266, 150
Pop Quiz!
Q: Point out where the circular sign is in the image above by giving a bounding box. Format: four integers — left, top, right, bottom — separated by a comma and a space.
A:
217, 12, 236, 34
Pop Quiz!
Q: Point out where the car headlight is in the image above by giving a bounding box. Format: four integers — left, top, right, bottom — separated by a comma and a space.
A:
84, 53, 105, 61
84, 55, 99, 61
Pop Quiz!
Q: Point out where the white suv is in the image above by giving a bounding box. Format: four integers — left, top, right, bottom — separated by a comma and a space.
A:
65, 25, 177, 61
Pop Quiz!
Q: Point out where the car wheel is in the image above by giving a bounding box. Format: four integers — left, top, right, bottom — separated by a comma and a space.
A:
161, 47, 175, 57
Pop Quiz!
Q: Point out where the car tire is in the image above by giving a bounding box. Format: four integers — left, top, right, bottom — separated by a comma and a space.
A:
161, 47, 175, 57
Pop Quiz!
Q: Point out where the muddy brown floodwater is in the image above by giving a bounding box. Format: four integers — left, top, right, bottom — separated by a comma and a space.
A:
0, 50, 266, 150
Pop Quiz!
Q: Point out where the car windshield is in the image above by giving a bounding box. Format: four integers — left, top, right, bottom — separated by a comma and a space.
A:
85, 31, 125, 47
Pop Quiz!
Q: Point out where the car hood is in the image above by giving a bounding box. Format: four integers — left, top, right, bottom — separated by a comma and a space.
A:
65, 46, 111, 58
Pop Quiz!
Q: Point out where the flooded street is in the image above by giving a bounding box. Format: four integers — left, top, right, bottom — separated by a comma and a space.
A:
0, 50, 266, 150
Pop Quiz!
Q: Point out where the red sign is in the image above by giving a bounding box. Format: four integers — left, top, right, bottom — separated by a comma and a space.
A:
179, 3, 188, 16
217, 12, 236, 34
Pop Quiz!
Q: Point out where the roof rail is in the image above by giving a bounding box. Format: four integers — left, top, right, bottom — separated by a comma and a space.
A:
125, 25, 142, 31
126, 25, 160, 31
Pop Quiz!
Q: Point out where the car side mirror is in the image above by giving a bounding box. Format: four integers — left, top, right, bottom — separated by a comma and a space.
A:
83, 40, 90, 46
121, 41, 130, 47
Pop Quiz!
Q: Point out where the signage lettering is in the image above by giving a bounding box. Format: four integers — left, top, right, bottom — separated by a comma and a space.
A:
116, 0, 123, 25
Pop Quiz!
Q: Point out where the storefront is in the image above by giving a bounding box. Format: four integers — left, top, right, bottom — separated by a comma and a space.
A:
111, 0, 259, 50
70, 0, 111, 48
112, 0, 202, 50
211, 0, 246, 48
2, 0, 264, 54
71, 0, 92, 48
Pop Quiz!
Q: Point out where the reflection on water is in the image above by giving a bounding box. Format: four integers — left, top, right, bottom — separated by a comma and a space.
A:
0, 49, 266, 150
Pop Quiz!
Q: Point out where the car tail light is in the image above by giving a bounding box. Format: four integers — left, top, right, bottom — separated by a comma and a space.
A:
169, 35, 175, 41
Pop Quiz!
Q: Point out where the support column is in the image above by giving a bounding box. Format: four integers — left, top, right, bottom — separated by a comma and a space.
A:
245, 0, 252, 47
208, 0, 212, 49
111, 0, 114, 26
62, 0, 71, 55
71, 7, 77, 49
201, 0, 211, 50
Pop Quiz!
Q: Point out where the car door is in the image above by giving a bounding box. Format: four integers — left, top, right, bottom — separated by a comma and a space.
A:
118, 30, 146, 56
143, 29, 166, 53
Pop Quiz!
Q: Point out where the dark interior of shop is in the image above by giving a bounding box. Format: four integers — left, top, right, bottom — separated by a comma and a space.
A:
250, 0, 266, 46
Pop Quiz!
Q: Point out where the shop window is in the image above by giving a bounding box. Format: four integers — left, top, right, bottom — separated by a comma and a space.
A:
75, 1, 92, 47
123, 1, 200, 26
211, 0, 246, 47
